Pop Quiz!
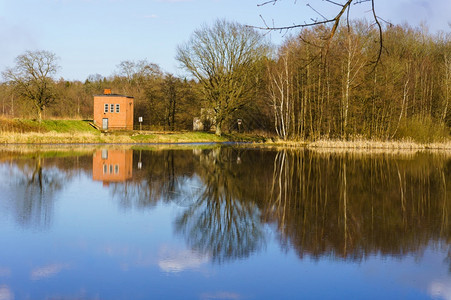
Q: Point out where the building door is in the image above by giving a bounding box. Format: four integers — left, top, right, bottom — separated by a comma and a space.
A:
102, 118, 108, 130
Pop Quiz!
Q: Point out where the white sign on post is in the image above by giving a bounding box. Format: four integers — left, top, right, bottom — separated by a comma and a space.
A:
138, 117, 143, 131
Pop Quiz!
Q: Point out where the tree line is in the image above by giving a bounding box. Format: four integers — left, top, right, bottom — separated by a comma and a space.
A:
1, 19, 450, 140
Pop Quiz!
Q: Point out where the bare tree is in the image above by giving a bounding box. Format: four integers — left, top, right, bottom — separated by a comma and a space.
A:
267, 47, 294, 140
176, 19, 270, 136
256, 0, 383, 65
116, 60, 161, 85
442, 53, 450, 122
2, 50, 60, 123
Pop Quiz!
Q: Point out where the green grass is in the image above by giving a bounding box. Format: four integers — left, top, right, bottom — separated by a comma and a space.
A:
37, 120, 99, 133
0, 118, 99, 134
130, 131, 228, 143
0, 118, 271, 144
0, 118, 268, 144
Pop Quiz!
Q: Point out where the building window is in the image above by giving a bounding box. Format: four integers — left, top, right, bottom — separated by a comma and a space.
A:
115, 165, 119, 174
109, 164, 113, 174
101, 149, 108, 159
104, 104, 108, 113
110, 104, 114, 113
103, 164, 107, 174
116, 104, 120, 113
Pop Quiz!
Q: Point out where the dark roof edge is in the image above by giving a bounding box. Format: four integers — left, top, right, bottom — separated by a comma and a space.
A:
94, 94, 134, 98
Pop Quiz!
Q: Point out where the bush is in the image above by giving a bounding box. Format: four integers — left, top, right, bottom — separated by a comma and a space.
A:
395, 115, 450, 143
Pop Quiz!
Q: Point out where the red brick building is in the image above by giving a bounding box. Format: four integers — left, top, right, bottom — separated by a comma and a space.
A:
93, 89, 134, 130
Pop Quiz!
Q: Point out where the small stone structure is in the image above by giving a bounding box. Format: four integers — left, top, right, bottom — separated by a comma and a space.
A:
193, 108, 216, 131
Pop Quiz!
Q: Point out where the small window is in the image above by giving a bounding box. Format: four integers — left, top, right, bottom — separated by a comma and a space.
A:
103, 164, 107, 174
116, 104, 120, 113
109, 164, 113, 174
104, 104, 108, 113
115, 165, 119, 174
110, 104, 114, 113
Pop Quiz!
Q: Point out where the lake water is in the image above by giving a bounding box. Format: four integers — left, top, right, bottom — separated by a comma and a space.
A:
0, 145, 450, 300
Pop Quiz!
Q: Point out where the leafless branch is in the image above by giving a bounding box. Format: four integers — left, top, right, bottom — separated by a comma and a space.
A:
253, 0, 384, 67
370, 0, 383, 67
306, 3, 327, 21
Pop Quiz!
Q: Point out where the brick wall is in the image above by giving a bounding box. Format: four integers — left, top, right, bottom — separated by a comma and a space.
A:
93, 95, 134, 130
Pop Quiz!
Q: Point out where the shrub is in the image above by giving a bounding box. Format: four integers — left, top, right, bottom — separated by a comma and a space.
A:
395, 115, 450, 143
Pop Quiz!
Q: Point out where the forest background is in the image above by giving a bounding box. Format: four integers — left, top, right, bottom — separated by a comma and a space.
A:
0, 20, 450, 143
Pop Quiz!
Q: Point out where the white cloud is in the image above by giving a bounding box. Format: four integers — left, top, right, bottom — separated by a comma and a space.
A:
429, 279, 451, 300
0, 17, 37, 72
158, 246, 209, 273
30, 263, 70, 280
0, 285, 13, 300
144, 14, 159, 19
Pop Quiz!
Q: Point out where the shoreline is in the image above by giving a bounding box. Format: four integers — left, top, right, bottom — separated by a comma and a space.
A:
1, 131, 451, 151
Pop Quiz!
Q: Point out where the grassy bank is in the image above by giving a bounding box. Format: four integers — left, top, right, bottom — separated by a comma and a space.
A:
0, 119, 265, 144
1, 119, 450, 150
0, 130, 242, 144
0, 118, 99, 133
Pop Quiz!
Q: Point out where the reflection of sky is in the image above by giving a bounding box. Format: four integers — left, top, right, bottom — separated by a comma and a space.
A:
30, 263, 70, 281
158, 246, 209, 273
0, 157, 450, 299
429, 280, 451, 300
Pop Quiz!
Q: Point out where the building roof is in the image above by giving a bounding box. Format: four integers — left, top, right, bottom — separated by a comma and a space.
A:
94, 94, 134, 98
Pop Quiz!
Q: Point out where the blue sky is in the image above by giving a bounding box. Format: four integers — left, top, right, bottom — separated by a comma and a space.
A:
0, 0, 450, 81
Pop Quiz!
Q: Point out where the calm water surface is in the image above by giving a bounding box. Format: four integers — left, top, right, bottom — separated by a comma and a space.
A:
0, 146, 450, 299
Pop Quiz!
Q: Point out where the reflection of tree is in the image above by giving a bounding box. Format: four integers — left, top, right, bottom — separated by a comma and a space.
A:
105, 147, 267, 262
175, 148, 266, 263
23, 146, 447, 266
109, 150, 199, 209
110, 181, 156, 210
263, 150, 451, 261
1, 152, 86, 228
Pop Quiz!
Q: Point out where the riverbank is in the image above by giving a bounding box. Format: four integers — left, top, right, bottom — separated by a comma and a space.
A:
0, 119, 266, 144
1, 119, 450, 150
2, 131, 450, 151
0, 131, 267, 144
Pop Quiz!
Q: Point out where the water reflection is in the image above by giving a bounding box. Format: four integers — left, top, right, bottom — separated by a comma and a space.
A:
0, 152, 82, 228
262, 150, 451, 261
92, 149, 133, 184
0, 147, 450, 263
158, 246, 209, 273
0, 146, 451, 299
175, 148, 267, 263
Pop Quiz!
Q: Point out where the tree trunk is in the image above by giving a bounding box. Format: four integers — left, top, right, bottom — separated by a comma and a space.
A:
38, 109, 43, 124
215, 121, 222, 136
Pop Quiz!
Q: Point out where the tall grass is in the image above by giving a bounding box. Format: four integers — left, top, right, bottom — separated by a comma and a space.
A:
307, 139, 451, 150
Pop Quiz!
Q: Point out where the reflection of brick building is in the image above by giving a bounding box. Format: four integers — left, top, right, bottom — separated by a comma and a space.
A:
93, 89, 134, 130
92, 149, 133, 184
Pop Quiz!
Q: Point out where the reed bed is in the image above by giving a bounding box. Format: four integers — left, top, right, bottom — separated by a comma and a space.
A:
307, 139, 451, 150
